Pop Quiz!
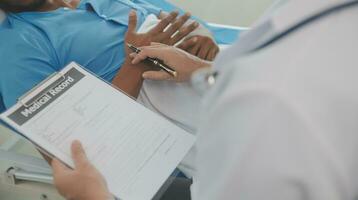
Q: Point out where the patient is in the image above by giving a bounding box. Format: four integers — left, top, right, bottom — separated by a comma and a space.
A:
0, 0, 219, 112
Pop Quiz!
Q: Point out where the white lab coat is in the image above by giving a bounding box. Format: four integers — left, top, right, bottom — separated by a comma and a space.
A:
191, 0, 358, 199
138, 0, 358, 199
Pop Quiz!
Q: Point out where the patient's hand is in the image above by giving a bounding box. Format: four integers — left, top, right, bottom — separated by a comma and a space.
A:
124, 10, 199, 52
157, 11, 219, 61
153, 11, 199, 45
125, 10, 217, 62
178, 35, 220, 61
113, 10, 200, 98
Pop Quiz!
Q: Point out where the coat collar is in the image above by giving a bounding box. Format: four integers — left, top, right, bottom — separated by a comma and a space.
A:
270, 0, 352, 35
212, 0, 354, 71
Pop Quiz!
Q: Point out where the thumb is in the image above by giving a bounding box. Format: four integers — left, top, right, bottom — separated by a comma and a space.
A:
51, 158, 70, 177
127, 10, 137, 34
150, 42, 166, 47
71, 140, 89, 169
143, 70, 172, 81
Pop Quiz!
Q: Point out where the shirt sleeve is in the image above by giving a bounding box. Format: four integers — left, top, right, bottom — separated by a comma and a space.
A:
132, 0, 162, 16
0, 35, 58, 110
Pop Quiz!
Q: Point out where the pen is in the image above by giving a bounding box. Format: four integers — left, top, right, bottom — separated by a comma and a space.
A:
127, 43, 178, 77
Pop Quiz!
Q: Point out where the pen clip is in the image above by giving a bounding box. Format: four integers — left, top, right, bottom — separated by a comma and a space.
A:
17, 72, 66, 108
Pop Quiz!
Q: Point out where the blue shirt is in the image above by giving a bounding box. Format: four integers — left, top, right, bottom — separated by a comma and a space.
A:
0, 0, 161, 112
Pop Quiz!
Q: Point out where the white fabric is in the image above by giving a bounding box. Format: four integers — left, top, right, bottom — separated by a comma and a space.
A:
192, 0, 358, 200
137, 15, 215, 135
137, 14, 217, 176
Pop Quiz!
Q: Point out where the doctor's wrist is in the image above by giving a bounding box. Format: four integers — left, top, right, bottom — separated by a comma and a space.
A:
197, 60, 212, 69
78, 189, 112, 200
187, 53, 213, 72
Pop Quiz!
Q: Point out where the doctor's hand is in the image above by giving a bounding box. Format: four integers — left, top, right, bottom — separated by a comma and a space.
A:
51, 141, 112, 200
130, 43, 212, 82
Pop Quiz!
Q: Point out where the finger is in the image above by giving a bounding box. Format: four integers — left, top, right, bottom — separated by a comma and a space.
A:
131, 47, 167, 64
130, 43, 168, 63
39, 151, 53, 164
170, 21, 199, 45
198, 42, 211, 60
136, 42, 166, 49
127, 10, 138, 34
164, 12, 191, 37
150, 11, 179, 33
198, 41, 216, 60
188, 43, 201, 56
209, 47, 219, 61
214, 47, 220, 59
71, 140, 89, 169
207, 47, 217, 61
150, 42, 165, 46
142, 70, 172, 81
177, 37, 198, 50
52, 159, 70, 177
129, 52, 137, 58
144, 42, 168, 49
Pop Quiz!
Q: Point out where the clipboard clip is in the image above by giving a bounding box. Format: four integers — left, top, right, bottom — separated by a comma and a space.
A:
17, 72, 66, 108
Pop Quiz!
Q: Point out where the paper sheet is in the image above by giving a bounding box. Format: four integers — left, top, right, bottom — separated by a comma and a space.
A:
1, 62, 195, 200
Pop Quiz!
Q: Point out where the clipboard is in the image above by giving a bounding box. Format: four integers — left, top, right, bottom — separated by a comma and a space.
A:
0, 62, 195, 200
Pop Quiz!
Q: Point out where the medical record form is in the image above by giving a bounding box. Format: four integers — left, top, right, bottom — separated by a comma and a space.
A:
0, 62, 195, 200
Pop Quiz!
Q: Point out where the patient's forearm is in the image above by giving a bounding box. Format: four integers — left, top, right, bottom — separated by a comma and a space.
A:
111, 60, 146, 98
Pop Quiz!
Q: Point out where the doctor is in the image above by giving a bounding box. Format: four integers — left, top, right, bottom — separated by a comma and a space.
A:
51, 0, 358, 199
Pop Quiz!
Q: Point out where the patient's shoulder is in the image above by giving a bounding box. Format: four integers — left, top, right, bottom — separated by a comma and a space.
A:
0, 18, 60, 108
0, 28, 58, 91
1, 17, 54, 49
0, 26, 59, 70
0, 32, 58, 108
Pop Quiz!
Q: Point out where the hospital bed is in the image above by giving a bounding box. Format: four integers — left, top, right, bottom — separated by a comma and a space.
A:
0, 0, 245, 199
